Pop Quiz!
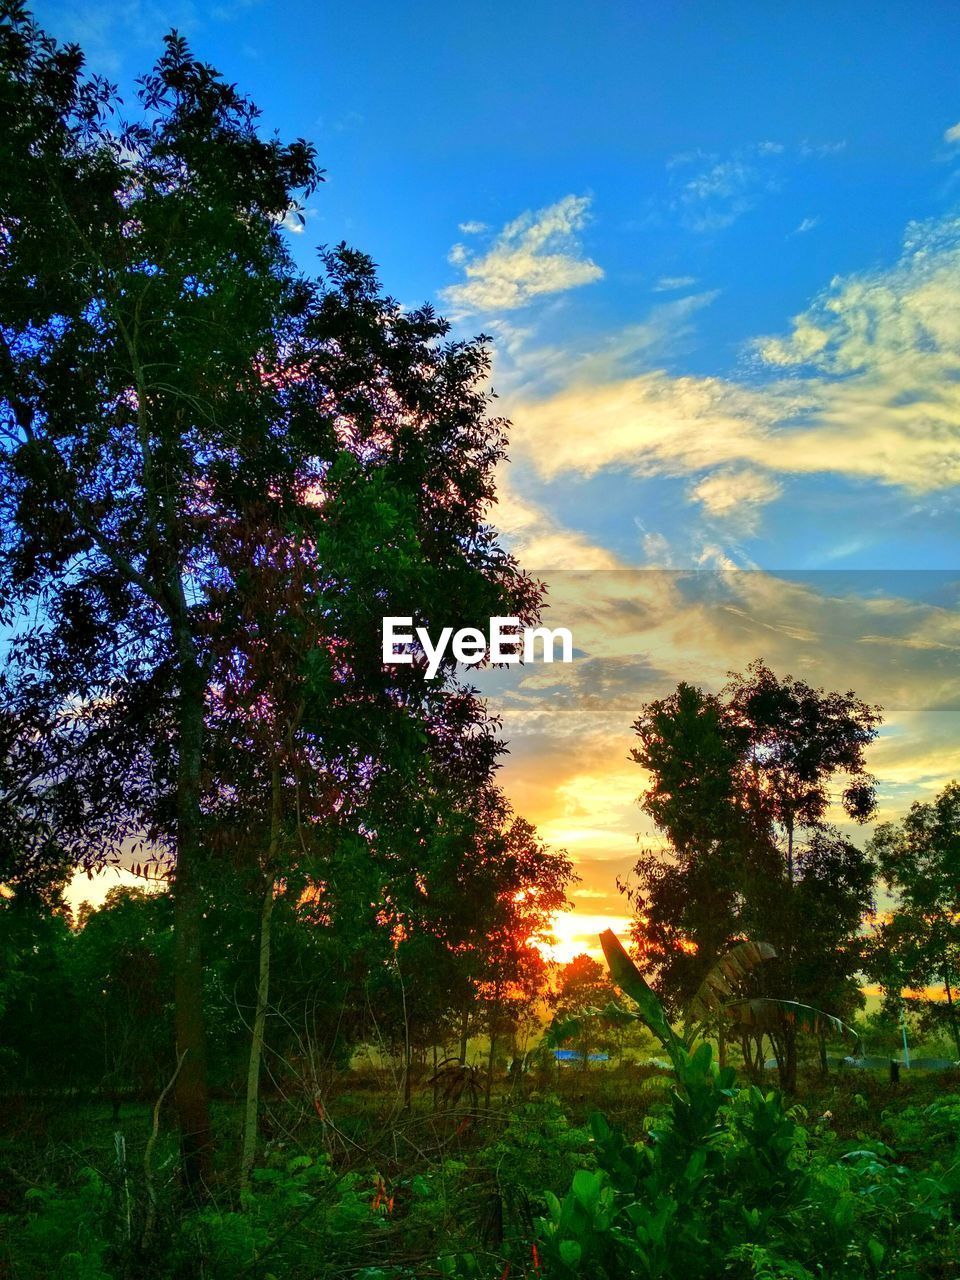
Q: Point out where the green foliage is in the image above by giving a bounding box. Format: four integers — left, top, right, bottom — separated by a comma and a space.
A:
599, 929, 684, 1062
627, 665, 880, 1067
174, 1152, 386, 1277
868, 782, 960, 1058
533, 980, 960, 1279
478, 1096, 594, 1205
4, 1168, 113, 1279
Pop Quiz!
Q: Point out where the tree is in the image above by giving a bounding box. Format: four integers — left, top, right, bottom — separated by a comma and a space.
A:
867, 782, 960, 1058
72, 886, 174, 1113
628, 660, 880, 1087
0, 885, 81, 1089
551, 953, 619, 1065
627, 683, 760, 1011
0, 8, 541, 1186
724, 659, 880, 883
447, 798, 575, 1102
0, 10, 321, 1184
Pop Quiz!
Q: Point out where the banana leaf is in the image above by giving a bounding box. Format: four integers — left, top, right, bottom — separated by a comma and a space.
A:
722, 997, 861, 1050
543, 1000, 639, 1048
684, 940, 777, 1037
599, 928, 683, 1057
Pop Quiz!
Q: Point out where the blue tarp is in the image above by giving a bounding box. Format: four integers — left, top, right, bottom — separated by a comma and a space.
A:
554, 1049, 609, 1063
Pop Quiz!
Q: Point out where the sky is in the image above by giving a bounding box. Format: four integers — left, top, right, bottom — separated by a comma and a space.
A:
37, 0, 960, 958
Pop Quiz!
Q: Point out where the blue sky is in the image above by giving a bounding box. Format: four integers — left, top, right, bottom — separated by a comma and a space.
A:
37, 1, 960, 948
34, 0, 960, 572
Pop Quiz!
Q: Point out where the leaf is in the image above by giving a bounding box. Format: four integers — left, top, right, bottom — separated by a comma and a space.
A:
572, 1168, 603, 1211
599, 929, 683, 1057
544, 999, 637, 1048
544, 1016, 587, 1047
544, 1189, 562, 1224
722, 997, 861, 1049
684, 940, 776, 1035
559, 1239, 583, 1267
597, 999, 640, 1027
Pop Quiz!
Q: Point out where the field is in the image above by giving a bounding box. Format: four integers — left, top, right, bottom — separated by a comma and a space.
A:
2, 1048, 960, 1279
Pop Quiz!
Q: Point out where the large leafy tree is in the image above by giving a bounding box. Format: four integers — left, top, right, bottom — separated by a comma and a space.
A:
627, 682, 762, 1011
628, 661, 880, 1087
867, 782, 960, 1058
0, 11, 320, 1182
0, 7, 540, 1185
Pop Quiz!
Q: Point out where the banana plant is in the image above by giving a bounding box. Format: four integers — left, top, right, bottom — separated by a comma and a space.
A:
683, 939, 777, 1041
720, 997, 861, 1051
550, 930, 860, 1067
545, 933, 772, 1067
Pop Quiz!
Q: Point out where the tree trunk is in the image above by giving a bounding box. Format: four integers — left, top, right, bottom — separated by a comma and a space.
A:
944, 962, 960, 1059
240, 766, 282, 1186
780, 1026, 798, 1093
172, 649, 213, 1194
403, 1038, 413, 1110
240, 875, 276, 1185
485, 999, 499, 1108
741, 1032, 763, 1084
458, 1008, 470, 1065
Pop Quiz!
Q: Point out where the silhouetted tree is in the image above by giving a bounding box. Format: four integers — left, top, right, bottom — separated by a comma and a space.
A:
868, 782, 960, 1058
628, 661, 880, 1087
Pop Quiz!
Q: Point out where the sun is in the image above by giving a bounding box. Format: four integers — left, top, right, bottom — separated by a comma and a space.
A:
538, 910, 634, 964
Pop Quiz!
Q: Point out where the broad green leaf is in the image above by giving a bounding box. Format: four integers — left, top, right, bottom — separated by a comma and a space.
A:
559, 1239, 583, 1268
600, 929, 683, 1057
572, 1168, 603, 1210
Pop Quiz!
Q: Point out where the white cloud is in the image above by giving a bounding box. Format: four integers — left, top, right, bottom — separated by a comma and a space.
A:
688, 469, 783, 533
458, 220, 488, 234
492, 474, 624, 571
665, 140, 843, 234
442, 194, 603, 315
793, 216, 820, 234
799, 139, 847, 158
276, 204, 306, 234
504, 214, 960, 497
945, 122, 960, 144
668, 143, 785, 232
653, 275, 698, 292
495, 290, 719, 399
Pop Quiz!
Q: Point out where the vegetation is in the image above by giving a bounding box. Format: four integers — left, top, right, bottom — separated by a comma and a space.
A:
1, 7, 959, 1278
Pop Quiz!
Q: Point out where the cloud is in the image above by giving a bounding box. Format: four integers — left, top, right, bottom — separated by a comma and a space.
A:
34, 0, 255, 74
492, 476, 624, 571
458, 220, 488, 234
442, 194, 603, 315
688, 469, 783, 533
793, 216, 820, 234
475, 564, 960, 921
275, 203, 306, 234
945, 122, 960, 144
667, 143, 785, 232
664, 140, 843, 234
494, 290, 719, 400
502, 214, 960, 497
653, 275, 698, 292
799, 139, 847, 158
